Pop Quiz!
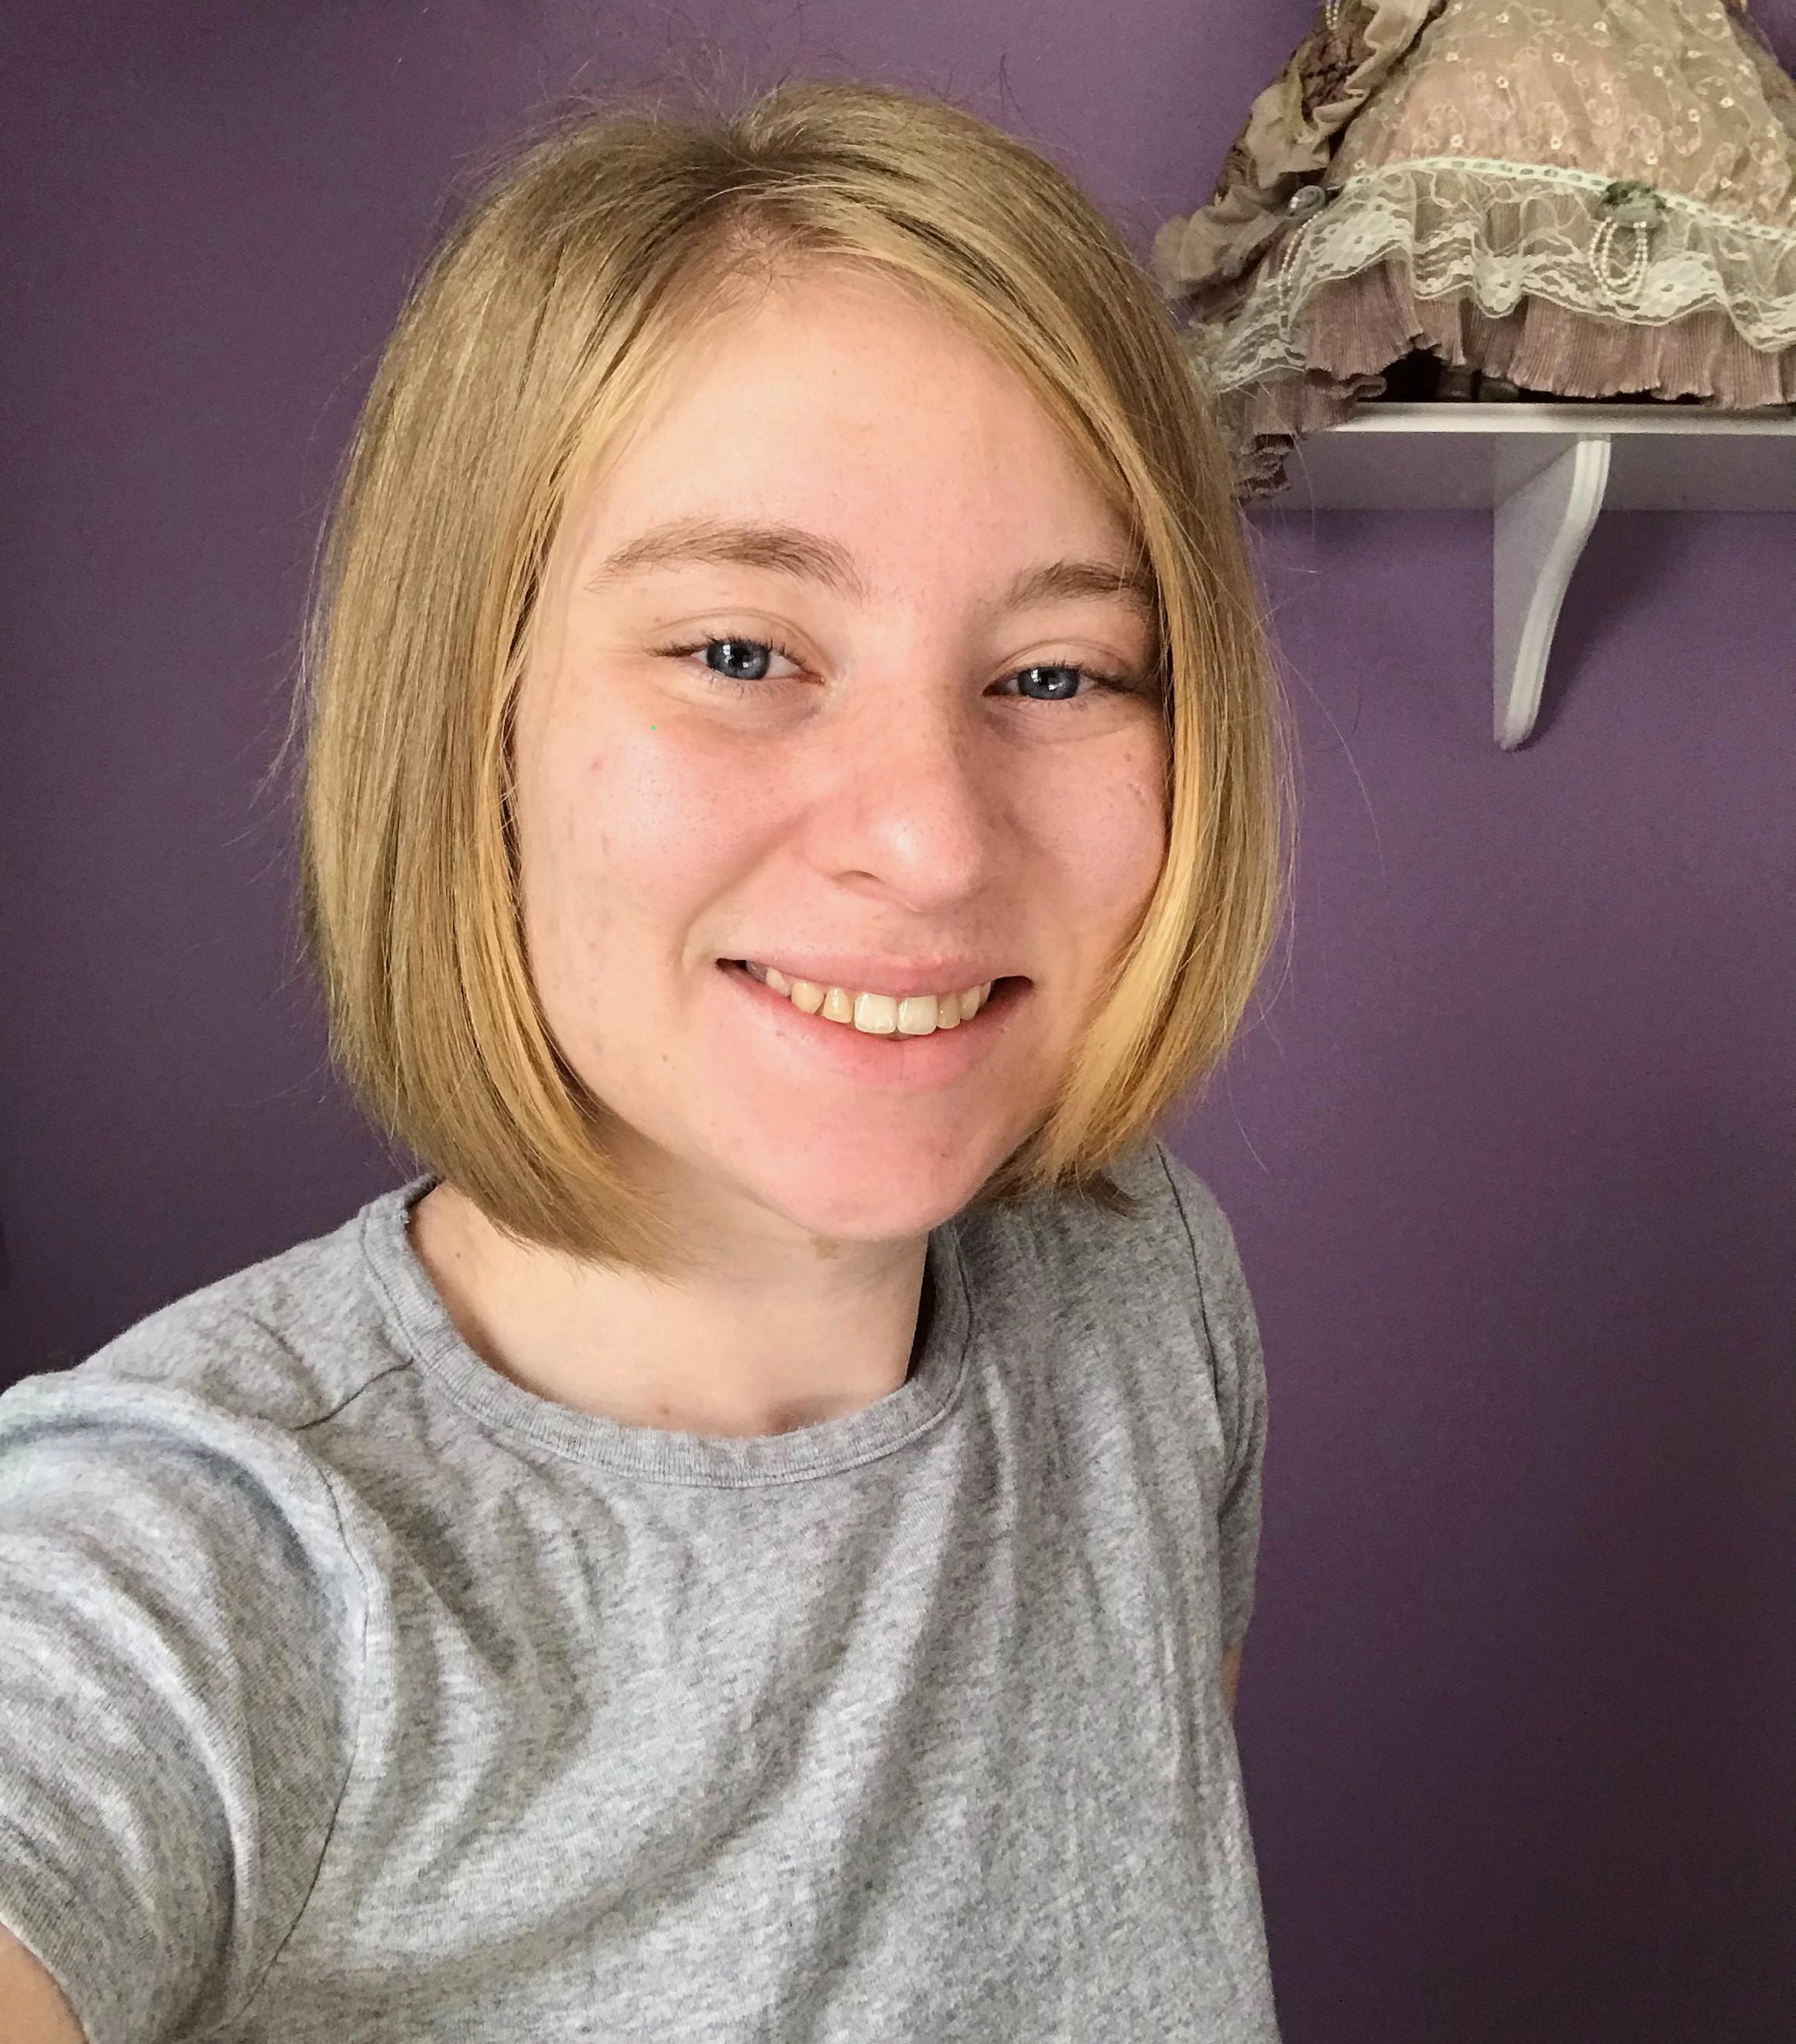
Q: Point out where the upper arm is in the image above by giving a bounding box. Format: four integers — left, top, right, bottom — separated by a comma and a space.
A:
0, 1927, 89, 2044
0, 1381, 361, 2043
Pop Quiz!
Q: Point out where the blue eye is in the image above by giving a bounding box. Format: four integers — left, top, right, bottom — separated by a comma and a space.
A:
1012, 664, 1083, 701
992, 661, 1134, 702
659, 635, 1130, 702
701, 639, 776, 683
659, 634, 800, 694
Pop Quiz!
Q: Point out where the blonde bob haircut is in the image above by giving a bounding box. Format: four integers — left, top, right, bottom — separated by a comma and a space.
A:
296, 75, 1295, 1278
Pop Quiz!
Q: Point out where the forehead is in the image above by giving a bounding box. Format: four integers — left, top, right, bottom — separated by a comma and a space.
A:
558, 264, 1141, 605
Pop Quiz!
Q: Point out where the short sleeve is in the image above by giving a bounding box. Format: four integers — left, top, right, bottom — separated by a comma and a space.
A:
1153, 1140, 1270, 1651
0, 1371, 364, 2044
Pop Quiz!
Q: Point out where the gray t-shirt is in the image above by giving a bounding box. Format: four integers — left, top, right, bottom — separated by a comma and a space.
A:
0, 1134, 1277, 2043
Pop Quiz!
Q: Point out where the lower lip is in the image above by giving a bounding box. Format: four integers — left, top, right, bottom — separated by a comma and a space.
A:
715, 960, 1027, 1092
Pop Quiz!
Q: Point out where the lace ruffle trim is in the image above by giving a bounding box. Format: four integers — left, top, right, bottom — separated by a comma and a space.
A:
1194, 154, 1796, 397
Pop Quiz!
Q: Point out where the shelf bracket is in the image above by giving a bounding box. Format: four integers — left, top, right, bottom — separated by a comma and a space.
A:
1492, 434, 1612, 749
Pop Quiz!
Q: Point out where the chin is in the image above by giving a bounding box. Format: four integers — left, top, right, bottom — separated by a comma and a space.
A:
743, 1144, 1003, 1243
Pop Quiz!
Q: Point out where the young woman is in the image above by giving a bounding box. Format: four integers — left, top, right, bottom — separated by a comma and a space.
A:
0, 77, 1294, 2043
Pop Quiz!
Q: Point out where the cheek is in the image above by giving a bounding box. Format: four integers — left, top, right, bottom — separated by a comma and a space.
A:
1036, 732, 1170, 933
517, 718, 757, 976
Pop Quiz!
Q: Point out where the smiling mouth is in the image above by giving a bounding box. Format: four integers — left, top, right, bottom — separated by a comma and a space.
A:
721, 959, 1024, 1038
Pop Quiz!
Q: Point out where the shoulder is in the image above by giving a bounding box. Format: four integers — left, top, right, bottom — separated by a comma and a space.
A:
4, 1178, 423, 1440
0, 1179, 430, 1572
1126, 1134, 1237, 1262
1131, 1138, 1257, 1342
1030, 1133, 1241, 1293
961, 1134, 1249, 1359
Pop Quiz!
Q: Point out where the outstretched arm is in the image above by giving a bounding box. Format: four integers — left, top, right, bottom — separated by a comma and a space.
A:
0, 1929, 87, 2044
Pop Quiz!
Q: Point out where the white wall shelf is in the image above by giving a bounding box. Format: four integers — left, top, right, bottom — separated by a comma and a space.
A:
1254, 403, 1796, 749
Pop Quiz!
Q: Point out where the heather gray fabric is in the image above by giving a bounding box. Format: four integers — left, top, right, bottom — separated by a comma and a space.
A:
0, 1134, 1277, 2043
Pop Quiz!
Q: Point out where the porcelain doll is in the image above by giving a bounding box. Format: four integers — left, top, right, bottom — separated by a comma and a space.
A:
1153, 0, 1796, 496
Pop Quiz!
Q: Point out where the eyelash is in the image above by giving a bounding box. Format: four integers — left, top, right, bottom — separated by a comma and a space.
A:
656, 633, 1136, 703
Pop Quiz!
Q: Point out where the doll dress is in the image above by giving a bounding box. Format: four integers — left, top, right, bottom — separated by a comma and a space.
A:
1152, 0, 1796, 496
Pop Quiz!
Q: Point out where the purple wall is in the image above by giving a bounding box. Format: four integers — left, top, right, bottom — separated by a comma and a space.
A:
5, 4, 1793, 2035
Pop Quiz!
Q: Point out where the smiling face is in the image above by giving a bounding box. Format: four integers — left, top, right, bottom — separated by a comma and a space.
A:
512, 260, 1169, 1250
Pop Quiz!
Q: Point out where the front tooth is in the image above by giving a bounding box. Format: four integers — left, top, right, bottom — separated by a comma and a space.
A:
764, 974, 988, 1031
852, 991, 899, 1034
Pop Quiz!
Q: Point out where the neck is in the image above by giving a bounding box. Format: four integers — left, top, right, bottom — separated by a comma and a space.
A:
406, 1179, 934, 1439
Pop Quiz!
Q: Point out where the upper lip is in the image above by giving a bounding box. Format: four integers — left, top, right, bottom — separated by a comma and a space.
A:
725, 954, 1020, 999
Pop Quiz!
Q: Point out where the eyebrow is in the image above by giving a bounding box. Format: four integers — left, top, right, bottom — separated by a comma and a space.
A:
583, 515, 1158, 623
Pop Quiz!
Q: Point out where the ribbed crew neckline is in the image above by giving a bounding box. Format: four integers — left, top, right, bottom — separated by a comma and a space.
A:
358, 1173, 976, 1487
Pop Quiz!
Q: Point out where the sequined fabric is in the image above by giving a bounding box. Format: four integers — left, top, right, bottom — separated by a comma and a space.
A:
1153, 0, 1796, 498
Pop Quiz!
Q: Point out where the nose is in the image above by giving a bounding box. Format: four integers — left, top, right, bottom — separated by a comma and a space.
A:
810, 677, 1008, 912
